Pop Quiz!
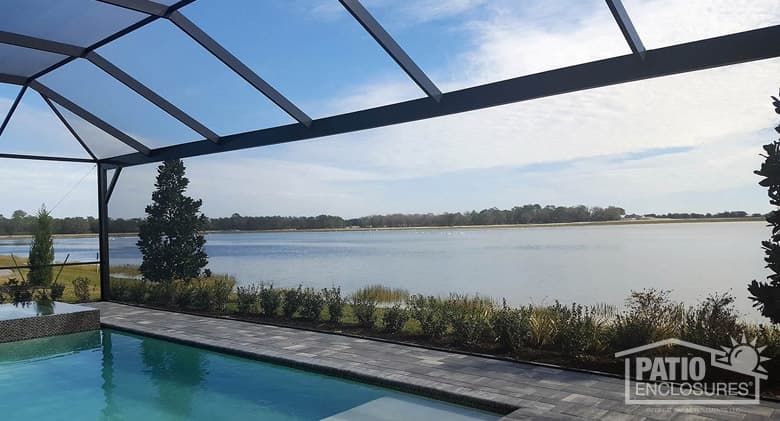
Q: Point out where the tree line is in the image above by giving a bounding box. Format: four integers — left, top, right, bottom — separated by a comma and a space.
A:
0, 205, 760, 236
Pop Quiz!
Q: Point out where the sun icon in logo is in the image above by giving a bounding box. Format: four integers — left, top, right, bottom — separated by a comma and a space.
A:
717, 334, 771, 375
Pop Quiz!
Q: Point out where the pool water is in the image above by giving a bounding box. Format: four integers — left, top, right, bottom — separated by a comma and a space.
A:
0, 330, 500, 420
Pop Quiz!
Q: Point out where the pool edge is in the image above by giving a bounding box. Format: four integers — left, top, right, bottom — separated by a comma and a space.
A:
101, 321, 517, 416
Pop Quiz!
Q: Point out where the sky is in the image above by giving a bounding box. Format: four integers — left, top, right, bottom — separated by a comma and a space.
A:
0, 0, 779, 219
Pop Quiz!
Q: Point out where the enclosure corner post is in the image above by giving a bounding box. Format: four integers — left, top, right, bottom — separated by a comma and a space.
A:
97, 164, 110, 301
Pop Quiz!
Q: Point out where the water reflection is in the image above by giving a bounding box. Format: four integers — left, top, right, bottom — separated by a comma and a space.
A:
140, 334, 207, 418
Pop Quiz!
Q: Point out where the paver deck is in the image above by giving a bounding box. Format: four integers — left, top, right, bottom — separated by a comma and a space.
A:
86, 302, 780, 420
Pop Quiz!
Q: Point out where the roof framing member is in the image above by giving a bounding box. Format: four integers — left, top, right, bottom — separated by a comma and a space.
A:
40, 93, 98, 161
0, 31, 220, 143
338, 0, 442, 101
102, 24, 780, 168
0, 152, 95, 163
85, 52, 220, 143
605, 0, 646, 59
27, 0, 197, 83
0, 85, 26, 138
168, 11, 313, 127
97, 0, 313, 127
30, 81, 152, 156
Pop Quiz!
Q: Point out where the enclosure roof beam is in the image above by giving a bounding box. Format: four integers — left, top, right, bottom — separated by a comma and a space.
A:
85, 52, 220, 143
0, 31, 220, 143
0, 152, 95, 163
605, 0, 646, 59
338, 0, 442, 101
102, 24, 780, 167
0, 30, 86, 57
167, 11, 313, 127
25, 0, 196, 83
106, 167, 122, 203
0, 74, 27, 85
0, 85, 26, 138
30, 81, 152, 156
97, 0, 168, 17
101, 0, 314, 126
40, 92, 98, 161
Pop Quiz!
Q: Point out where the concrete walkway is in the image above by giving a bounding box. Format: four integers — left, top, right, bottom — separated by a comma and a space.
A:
86, 302, 780, 420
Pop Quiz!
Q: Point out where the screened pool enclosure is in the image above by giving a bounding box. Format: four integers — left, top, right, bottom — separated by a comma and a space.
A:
0, 0, 779, 299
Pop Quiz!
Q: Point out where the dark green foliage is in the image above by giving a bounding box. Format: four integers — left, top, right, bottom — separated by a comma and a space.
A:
382, 304, 408, 333
128, 281, 148, 303
236, 284, 260, 314
682, 292, 739, 347
350, 289, 378, 328
282, 285, 303, 318
492, 301, 531, 353
407, 295, 448, 340
137, 160, 208, 283
259, 284, 283, 317
71, 277, 90, 302
611, 289, 683, 350
448, 295, 495, 349
750, 98, 780, 323
299, 288, 325, 321
49, 282, 65, 301
27, 206, 54, 286
322, 286, 344, 322
210, 279, 232, 312
173, 282, 194, 308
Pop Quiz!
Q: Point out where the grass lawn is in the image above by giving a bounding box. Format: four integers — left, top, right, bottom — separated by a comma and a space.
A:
0, 255, 101, 302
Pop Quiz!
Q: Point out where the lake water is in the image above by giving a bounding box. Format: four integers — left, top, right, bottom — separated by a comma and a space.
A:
0, 221, 770, 320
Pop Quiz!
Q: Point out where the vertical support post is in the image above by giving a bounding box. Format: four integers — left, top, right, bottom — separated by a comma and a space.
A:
97, 164, 111, 300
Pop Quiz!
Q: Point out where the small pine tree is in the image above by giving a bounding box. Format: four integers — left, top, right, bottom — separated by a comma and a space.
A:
28, 205, 54, 286
137, 160, 208, 283
748, 91, 780, 323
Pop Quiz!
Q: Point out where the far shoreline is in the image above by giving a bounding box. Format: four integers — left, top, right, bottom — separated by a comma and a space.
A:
0, 216, 764, 240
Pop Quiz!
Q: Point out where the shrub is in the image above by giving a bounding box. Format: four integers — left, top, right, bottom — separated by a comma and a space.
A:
71, 277, 90, 303
492, 300, 531, 353
173, 282, 194, 308
682, 292, 740, 347
448, 295, 495, 348
190, 282, 212, 310
551, 303, 612, 356
611, 289, 683, 350
350, 289, 378, 328
282, 285, 304, 318
322, 286, 344, 323
527, 305, 560, 349
110, 280, 129, 301
408, 295, 448, 340
236, 284, 260, 314
211, 279, 232, 312
299, 288, 325, 321
383, 304, 409, 334
127, 281, 147, 303
259, 283, 283, 317
50, 281, 65, 301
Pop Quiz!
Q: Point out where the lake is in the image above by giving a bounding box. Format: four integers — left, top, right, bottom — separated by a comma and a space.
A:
0, 221, 769, 320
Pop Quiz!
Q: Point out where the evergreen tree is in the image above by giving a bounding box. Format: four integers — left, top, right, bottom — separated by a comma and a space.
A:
748, 91, 780, 323
28, 205, 54, 286
137, 160, 208, 283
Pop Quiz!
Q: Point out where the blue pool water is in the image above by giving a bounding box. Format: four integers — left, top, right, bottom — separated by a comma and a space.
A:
0, 330, 499, 420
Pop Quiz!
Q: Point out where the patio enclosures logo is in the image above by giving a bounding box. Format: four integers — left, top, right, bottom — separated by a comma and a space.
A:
615, 336, 769, 405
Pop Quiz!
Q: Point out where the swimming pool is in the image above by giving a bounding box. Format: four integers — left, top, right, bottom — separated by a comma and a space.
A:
0, 329, 499, 420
